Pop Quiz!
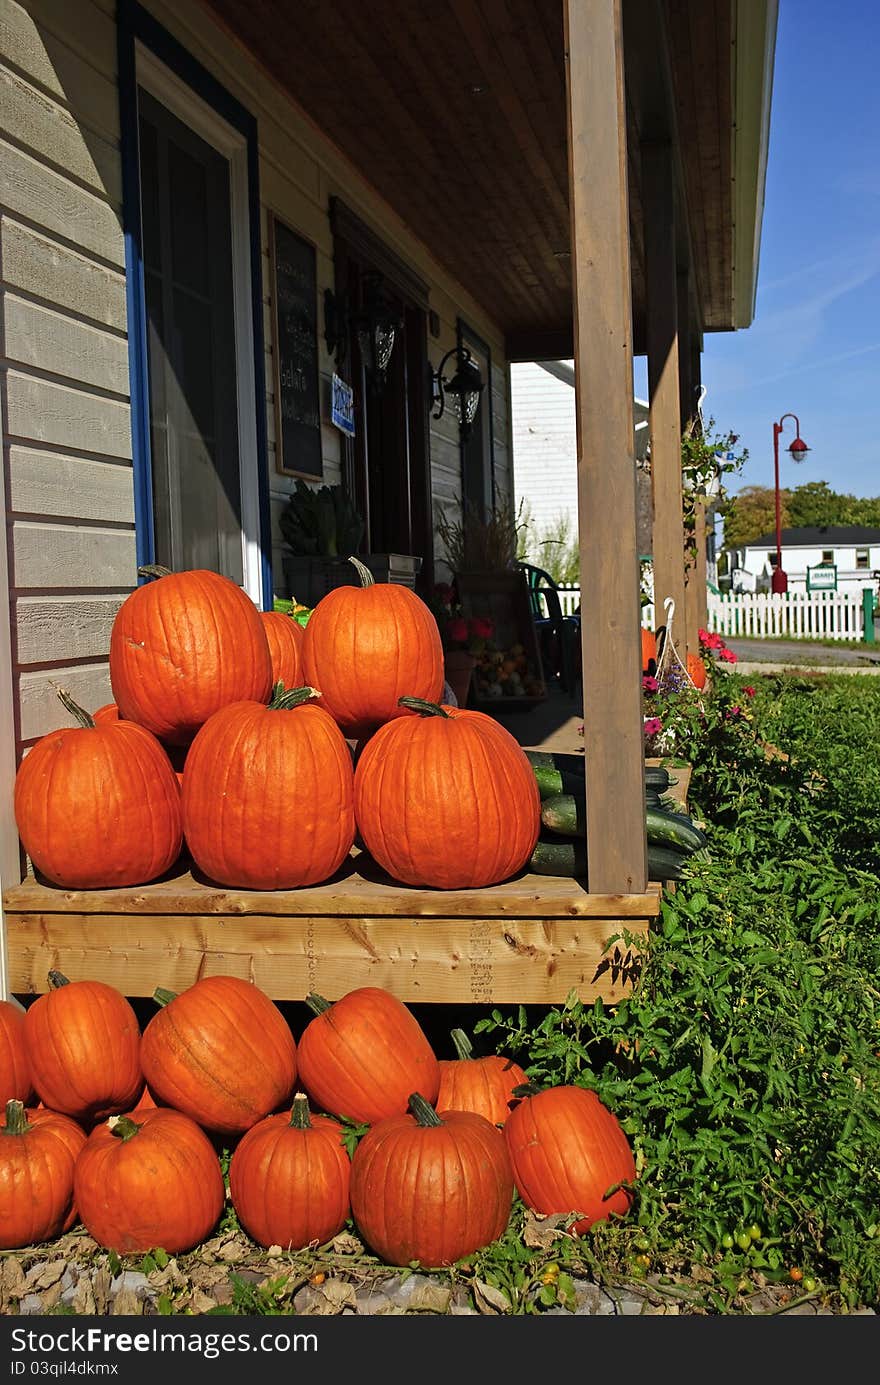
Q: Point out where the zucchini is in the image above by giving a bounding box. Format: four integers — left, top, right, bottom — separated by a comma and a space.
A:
541, 793, 584, 836
645, 806, 707, 853
529, 838, 691, 881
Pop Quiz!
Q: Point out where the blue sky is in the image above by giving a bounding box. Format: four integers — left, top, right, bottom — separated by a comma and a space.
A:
637, 0, 880, 504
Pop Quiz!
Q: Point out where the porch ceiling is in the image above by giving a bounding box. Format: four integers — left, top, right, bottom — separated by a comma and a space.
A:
203, 0, 768, 357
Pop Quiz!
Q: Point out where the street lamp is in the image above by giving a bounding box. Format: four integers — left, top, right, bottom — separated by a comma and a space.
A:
771, 413, 810, 593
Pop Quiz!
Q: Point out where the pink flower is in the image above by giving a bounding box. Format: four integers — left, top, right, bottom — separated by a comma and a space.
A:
720, 647, 738, 663
642, 675, 659, 693
468, 616, 494, 640
643, 717, 663, 737
744, 685, 756, 697
445, 616, 469, 645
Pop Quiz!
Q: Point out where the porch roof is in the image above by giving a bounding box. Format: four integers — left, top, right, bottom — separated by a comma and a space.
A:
202, 0, 777, 359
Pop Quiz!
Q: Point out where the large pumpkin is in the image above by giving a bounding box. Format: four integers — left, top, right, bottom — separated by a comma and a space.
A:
14, 688, 182, 890
140, 975, 298, 1137
0, 1000, 33, 1108
228, 1093, 351, 1250
354, 698, 540, 889
109, 566, 273, 745
302, 557, 444, 739
24, 972, 143, 1125
503, 1085, 636, 1233
687, 651, 708, 690
260, 610, 305, 690
0, 1101, 87, 1249
181, 687, 355, 889
436, 1029, 527, 1127
349, 1093, 514, 1268
74, 1108, 224, 1254
641, 627, 657, 675
296, 986, 440, 1125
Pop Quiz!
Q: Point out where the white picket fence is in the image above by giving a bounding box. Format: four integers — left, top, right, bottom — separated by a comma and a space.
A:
555, 585, 865, 641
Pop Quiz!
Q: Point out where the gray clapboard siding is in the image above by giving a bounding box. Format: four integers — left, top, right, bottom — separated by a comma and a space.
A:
11, 520, 136, 590
0, 1, 120, 143
4, 372, 131, 458
1, 217, 127, 330
0, 140, 124, 268
7, 446, 134, 523
14, 593, 126, 665
3, 295, 129, 397
19, 663, 114, 743
0, 65, 121, 204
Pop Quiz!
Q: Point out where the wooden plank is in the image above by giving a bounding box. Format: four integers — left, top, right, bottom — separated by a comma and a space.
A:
7, 446, 134, 523
0, 63, 121, 204
3, 294, 129, 397
5, 908, 649, 1005
0, 139, 124, 268
1, 216, 127, 331
564, 0, 647, 893
11, 520, 135, 591
4, 372, 131, 458
13, 594, 125, 666
18, 663, 113, 745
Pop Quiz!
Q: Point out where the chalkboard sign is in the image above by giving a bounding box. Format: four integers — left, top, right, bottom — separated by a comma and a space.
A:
269, 215, 322, 479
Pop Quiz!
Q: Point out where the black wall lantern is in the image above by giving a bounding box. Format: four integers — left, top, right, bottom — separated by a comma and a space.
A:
429, 345, 484, 439
324, 271, 402, 393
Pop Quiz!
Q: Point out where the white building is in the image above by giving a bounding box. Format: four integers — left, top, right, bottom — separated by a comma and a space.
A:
730, 527, 880, 595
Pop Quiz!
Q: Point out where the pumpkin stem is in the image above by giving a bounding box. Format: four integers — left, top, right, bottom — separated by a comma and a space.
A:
398, 697, 450, 720
109, 1115, 141, 1142
408, 1093, 444, 1127
450, 1028, 475, 1061
347, 556, 374, 588
153, 987, 177, 1008
304, 992, 331, 1016
2, 1100, 29, 1136
48, 970, 71, 989
267, 683, 322, 711
51, 686, 95, 730
289, 1094, 313, 1129
138, 564, 173, 581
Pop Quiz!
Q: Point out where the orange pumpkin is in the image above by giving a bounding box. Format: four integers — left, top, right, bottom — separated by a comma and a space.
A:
140, 975, 298, 1137
354, 698, 540, 889
302, 557, 444, 739
641, 627, 657, 675
504, 1085, 636, 1234
260, 610, 305, 690
0, 1101, 87, 1249
349, 1093, 514, 1268
181, 687, 355, 889
14, 689, 182, 890
436, 1029, 527, 1127
24, 972, 143, 1125
109, 566, 272, 745
228, 1093, 351, 1251
687, 652, 708, 690
73, 1107, 224, 1254
0, 1000, 33, 1108
296, 986, 440, 1126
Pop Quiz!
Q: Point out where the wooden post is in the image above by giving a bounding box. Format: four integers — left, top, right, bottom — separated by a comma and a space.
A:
564, 0, 647, 893
643, 140, 686, 656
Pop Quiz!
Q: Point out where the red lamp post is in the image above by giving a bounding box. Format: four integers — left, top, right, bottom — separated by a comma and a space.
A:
771, 413, 810, 593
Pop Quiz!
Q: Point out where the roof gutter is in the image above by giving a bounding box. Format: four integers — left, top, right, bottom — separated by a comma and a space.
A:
732, 0, 779, 328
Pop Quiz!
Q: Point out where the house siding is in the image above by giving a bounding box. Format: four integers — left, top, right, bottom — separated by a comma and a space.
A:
1, 0, 512, 765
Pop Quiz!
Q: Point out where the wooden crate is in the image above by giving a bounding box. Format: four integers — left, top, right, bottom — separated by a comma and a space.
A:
456, 569, 547, 709
2, 852, 659, 1006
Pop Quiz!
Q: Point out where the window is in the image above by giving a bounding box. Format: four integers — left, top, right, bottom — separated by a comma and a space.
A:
856, 548, 870, 569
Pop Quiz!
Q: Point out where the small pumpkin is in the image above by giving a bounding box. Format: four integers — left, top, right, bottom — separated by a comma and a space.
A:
13, 688, 183, 890
228, 1092, 351, 1250
436, 1029, 527, 1127
349, 1092, 514, 1268
687, 652, 707, 690
296, 987, 440, 1125
260, 610, 305, 689
73, 1107, 224, 1253
0, 1000, 33, 1108
0, 1100, 87, 1249
503, 1085, 636, 1233
140, 975, 298, 1137
302, 557, 444, 739
24, 972, 143, 1125
641, 627, 657, 675
354, 698, 540, 888
181, 686, 355, 889
109, 566, 273, 745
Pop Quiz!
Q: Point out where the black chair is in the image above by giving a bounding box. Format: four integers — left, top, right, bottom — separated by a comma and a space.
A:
517, 561, 580, 695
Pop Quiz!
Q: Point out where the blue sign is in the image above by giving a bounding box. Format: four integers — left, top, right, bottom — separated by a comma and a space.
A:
331, 373, 355, 437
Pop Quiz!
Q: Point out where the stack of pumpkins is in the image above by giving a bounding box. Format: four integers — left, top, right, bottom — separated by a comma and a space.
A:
0, 977, 637, 1267
14, 560, 540, 893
